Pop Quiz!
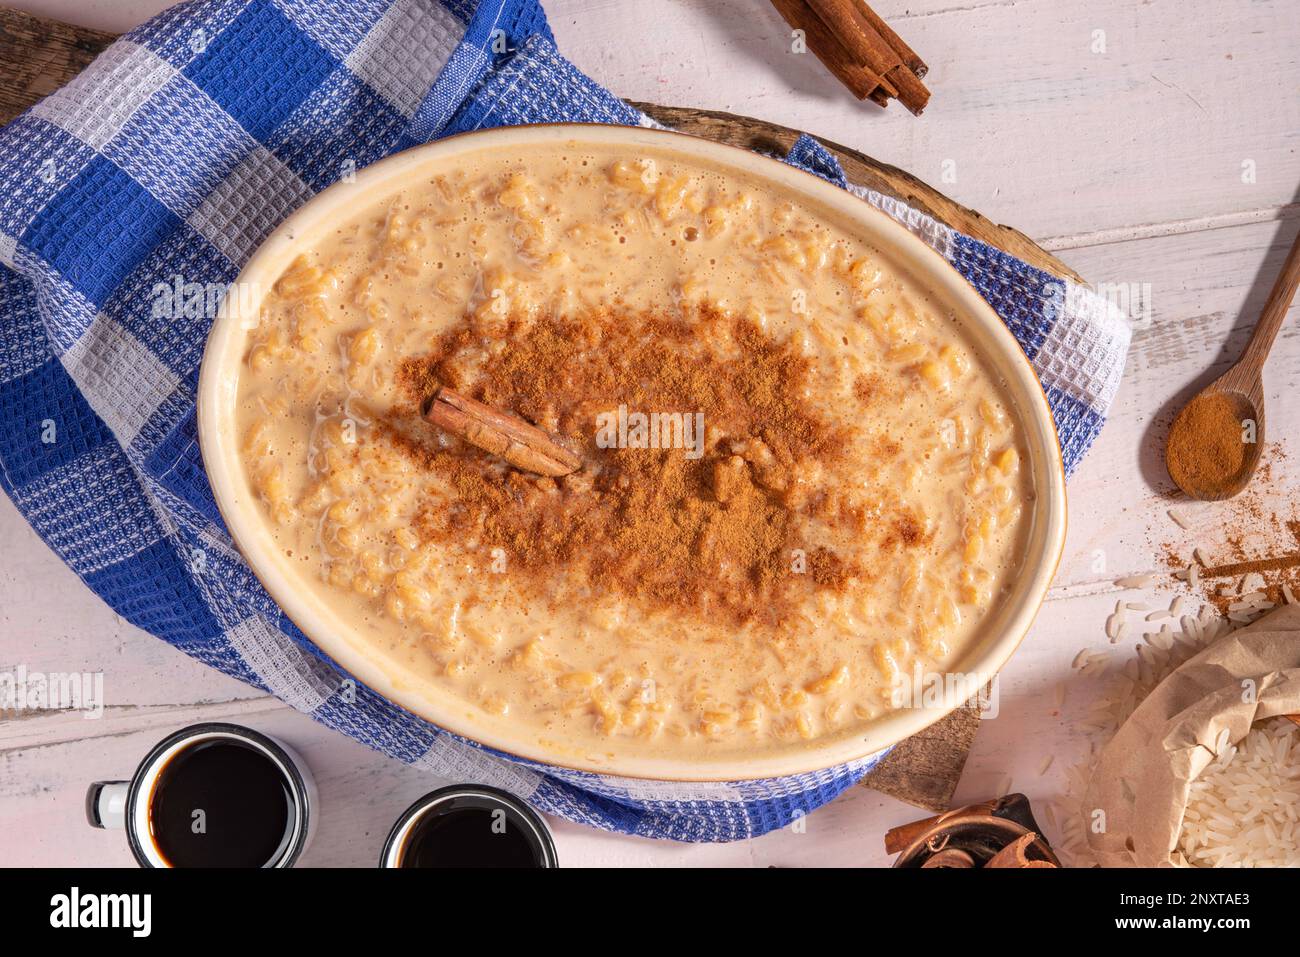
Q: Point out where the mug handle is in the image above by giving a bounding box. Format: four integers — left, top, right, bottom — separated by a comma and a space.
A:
86, 781, 129, 829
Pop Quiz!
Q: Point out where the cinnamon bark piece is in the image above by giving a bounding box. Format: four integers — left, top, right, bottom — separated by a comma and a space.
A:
769, 0, 930, 113
921, 847, 976, 868
423, 386, 581, 478
985, 832, 1053, 868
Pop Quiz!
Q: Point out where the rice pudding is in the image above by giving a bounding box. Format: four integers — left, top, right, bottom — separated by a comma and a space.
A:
234, 140, 1033, 764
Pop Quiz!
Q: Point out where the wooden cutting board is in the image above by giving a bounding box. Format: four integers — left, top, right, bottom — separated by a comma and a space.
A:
0, 5, 1080, 811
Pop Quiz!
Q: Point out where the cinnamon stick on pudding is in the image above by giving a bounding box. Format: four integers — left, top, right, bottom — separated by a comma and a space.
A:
422, 386, 581, 478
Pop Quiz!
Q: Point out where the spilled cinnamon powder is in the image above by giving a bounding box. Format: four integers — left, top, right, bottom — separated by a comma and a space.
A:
1162, 451, 1300, 613
383, 304, 921, 625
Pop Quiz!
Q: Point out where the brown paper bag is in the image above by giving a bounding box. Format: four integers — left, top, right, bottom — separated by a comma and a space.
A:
1084, 603, 1300, 867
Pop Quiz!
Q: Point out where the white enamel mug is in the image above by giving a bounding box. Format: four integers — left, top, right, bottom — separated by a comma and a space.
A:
86, 722, 317, 868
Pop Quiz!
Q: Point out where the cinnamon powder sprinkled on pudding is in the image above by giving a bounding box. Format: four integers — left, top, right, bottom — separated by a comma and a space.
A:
386, 304, 896, 625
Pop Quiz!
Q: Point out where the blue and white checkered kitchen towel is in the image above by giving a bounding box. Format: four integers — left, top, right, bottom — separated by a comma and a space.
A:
0, 0, 1130, 843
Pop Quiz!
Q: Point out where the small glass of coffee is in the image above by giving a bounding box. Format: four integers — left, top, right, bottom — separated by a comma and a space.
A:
86, 722, 316, 868
380, 785, 557, 868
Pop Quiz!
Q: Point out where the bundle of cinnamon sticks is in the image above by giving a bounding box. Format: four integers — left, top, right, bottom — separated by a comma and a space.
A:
886, 794, 1062, 868
770, 0, 930, 114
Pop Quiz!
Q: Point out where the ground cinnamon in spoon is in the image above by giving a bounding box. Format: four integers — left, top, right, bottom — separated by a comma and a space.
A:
1166, 391, 1254, 498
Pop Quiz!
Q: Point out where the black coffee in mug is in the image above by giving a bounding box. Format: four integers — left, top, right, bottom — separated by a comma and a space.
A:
87, 723, 314, 868
402, 804, 536, 868
149, 738, 294, 868
382, 786, 558, 868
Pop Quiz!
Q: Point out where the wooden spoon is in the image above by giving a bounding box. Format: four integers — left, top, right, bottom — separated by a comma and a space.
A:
1165, 231, 1300, 500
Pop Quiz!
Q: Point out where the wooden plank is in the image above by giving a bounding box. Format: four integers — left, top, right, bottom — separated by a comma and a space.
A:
557, 0, 1300, 245
6, 0, 1297, 249
862, 699, 982, 811
0, 6, 1080, 283
1052, 216, 1300, 591
0, 6, 112, 122
0, 497, 265, 711
0, 704, 455, 867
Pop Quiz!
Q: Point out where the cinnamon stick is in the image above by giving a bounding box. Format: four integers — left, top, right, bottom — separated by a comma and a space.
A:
770, 0, 882, 100
851, 0, 928, 78
985, 832, 1049, 868
805, 1, 902, 89
884, 810, 948, 855
883, 798, 1001, 855
921, 847, 976, 867
771, 0, 930, 113
423, 387, 581, 478
815, 0, 929, 113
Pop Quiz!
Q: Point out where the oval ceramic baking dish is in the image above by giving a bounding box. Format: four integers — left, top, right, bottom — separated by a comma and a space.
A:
197, 123, 1067, 782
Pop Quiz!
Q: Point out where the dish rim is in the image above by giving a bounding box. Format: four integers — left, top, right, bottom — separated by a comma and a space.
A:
197, 122, 1068, 782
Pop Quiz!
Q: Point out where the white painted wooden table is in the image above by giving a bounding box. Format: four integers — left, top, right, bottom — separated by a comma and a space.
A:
2, 0, 1297, 868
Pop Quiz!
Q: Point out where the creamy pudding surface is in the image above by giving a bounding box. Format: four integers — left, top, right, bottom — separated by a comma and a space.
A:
234, 141, 1033, 766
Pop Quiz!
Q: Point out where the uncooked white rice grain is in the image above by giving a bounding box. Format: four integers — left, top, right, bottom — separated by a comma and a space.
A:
1212, 727, 1231, 755
1081, 653, 1110, 677
1178, 720, 1300, 867
1115, 574, 1156, 589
